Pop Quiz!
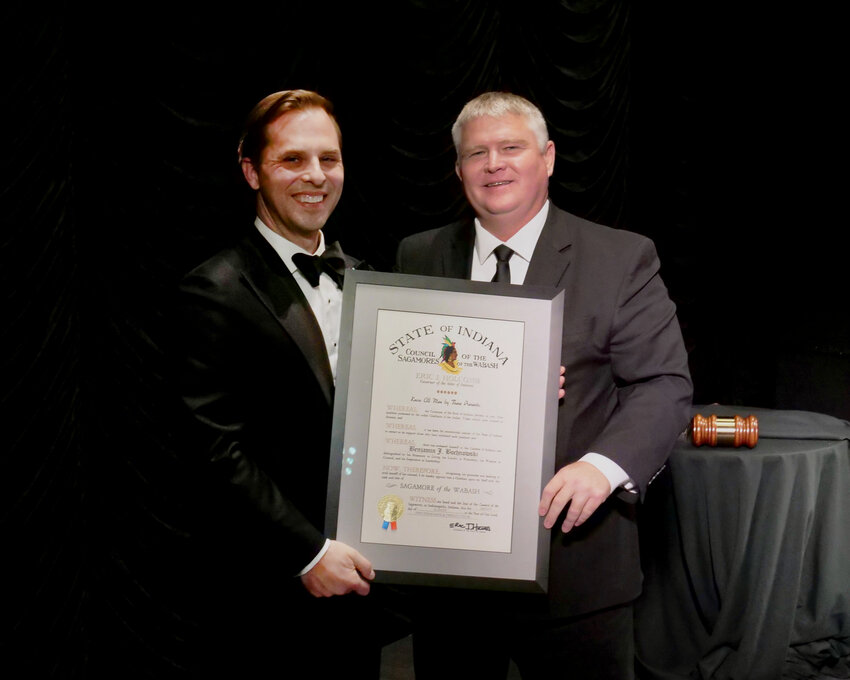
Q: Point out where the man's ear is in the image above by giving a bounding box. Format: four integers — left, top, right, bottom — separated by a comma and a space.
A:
241, 157, 260, 190
455, 161, 463, 183
544, 140, 555, 177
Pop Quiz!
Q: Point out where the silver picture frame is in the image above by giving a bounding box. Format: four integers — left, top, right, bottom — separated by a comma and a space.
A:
326, 270, 563, 593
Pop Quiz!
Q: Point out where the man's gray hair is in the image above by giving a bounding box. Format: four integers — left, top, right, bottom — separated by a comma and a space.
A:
451, 92, 549, 155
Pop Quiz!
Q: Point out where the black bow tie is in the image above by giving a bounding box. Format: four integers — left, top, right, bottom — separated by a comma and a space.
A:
291, 241, 347, 288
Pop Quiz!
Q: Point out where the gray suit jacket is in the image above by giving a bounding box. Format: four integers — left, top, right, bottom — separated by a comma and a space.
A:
396, 203, 692, 616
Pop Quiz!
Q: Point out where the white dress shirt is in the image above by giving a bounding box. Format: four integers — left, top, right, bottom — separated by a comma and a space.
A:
254, 218, 343, 381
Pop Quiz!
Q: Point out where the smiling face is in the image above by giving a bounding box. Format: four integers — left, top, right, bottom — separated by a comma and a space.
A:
455, 113, 555, 239
241, 107, 343, 252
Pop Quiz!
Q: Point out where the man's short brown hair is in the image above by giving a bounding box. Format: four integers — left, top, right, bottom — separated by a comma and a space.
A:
237, 89, 341, 165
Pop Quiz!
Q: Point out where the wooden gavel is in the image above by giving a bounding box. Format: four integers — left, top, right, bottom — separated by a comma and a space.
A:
691, 413, 759, 448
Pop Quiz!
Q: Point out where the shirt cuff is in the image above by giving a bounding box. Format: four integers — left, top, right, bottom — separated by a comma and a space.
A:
297, 539, 331, 576
580, 453, 637, 495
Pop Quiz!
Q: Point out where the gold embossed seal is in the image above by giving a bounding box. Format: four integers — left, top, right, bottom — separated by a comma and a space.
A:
378, 494, 404, 530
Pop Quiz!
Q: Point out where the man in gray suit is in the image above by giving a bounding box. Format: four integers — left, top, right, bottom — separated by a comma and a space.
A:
396, 92, 693, 679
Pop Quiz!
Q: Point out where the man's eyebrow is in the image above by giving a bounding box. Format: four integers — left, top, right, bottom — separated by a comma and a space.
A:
272, 147, 341, 157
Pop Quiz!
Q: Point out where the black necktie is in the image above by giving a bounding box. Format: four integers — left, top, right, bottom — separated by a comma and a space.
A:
292, 241, 347, 288
491, 244, 514, 283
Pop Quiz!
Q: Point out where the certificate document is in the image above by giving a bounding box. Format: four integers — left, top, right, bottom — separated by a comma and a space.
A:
327, 271, 563, 592
361, 309, 524, 553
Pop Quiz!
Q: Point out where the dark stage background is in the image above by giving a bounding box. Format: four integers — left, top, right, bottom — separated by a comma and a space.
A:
3, 2, 846, 677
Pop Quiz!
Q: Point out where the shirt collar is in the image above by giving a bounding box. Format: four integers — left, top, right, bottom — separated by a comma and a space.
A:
473, 200, 550, 264
254, 217, 326, 274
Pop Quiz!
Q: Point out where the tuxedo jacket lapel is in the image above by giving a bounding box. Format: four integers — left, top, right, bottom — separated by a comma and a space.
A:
240, 232, 335, 407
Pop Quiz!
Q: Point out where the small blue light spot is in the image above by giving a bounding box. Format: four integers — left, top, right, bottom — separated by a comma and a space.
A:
346, 457, 354, 464
344, 467, 352, 476
348, 447, 357, 455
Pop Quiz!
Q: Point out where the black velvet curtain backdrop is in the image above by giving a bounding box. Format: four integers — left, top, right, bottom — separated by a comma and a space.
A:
3, 1, 845, 677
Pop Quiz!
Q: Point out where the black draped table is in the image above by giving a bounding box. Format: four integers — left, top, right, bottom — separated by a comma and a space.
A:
636, 406, 850, 680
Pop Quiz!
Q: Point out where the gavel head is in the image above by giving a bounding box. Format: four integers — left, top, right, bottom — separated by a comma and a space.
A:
691, 414, 758, 448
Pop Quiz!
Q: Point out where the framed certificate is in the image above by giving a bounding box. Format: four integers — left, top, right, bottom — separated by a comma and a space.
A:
325, 270, 563, 592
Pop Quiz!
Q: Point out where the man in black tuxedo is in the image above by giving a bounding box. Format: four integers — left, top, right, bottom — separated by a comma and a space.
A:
178, 90, 393, 676
396, 92, 693, 678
